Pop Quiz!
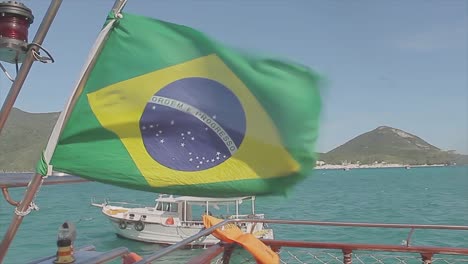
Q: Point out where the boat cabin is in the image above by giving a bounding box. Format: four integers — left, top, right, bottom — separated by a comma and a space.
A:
153, 194, 260, 223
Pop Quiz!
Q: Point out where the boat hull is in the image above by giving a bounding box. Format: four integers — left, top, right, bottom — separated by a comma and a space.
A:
108, 217, 220, 246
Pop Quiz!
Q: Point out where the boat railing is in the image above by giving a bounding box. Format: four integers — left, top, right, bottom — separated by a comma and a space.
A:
131, 219, 468, 264
90, 197, 147, 209
180, 220, 206, 227
180, 215, 263, 226
214, 213, 264, 220
234, 213, 265, 219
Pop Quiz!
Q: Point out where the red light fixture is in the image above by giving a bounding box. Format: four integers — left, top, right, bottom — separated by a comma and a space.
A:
0, 1, 33, 64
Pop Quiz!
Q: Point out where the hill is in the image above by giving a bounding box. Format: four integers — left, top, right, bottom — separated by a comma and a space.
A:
320, 126, 468, 165
0, 108, 59, 171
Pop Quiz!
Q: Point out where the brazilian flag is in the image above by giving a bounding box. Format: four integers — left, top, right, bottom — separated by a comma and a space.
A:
38, 12, 322, 197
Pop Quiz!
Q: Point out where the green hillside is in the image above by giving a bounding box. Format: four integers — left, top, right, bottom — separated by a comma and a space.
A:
0, 108, 59, 171
320, 126, 468, 165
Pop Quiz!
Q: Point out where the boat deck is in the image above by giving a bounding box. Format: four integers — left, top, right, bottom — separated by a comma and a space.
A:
27, 246, 129, 264
135, 219, 468, 264
21, 219, 468, 263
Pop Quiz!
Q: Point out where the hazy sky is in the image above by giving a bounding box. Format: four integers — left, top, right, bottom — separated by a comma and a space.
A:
1, 0, 466, 154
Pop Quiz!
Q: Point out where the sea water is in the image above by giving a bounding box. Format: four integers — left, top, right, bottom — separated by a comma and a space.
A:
0, 166, 467, 263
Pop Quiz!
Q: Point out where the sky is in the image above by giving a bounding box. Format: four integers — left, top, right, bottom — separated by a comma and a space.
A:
0, 0, 466, 154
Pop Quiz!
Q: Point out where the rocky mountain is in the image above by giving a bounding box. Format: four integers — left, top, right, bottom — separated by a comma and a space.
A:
320, 126, 467, 165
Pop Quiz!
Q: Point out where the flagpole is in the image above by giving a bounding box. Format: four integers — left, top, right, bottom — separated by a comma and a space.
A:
42, 0, 126, 163
0, 0, 64, 262
0, 0, 127, 262
112, 0, 128, 14
0, 0, 62, 136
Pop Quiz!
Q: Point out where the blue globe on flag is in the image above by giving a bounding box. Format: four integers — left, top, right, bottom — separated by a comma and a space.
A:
140, 77, 246, 171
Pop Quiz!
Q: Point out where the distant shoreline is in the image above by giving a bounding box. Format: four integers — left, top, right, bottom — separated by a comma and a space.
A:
0, 171, 34, 173
315, 163, 449, 170
0, 164, 459, 174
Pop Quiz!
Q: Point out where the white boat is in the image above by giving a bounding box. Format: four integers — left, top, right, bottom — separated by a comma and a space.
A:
91, 194, 274, 246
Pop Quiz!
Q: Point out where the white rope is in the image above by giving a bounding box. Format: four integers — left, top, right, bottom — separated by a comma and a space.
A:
14, 178, 43, 216
14, 202, 39, 216
14, 207, 31, 217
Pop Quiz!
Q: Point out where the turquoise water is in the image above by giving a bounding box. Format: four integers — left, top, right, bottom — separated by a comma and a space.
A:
0, 166, 467, 263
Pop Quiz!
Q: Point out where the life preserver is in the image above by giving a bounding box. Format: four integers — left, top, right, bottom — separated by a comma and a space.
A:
165, 217, 174, 225
134, 221, 145, 231
119, 220, 127, 229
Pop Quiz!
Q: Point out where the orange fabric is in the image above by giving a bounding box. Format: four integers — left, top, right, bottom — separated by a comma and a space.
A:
122, 252, 143, 264
203, 215, 279, 264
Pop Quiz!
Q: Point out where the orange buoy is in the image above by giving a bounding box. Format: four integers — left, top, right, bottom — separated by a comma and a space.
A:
122, 252, 143, 264
165, 216, 174, 225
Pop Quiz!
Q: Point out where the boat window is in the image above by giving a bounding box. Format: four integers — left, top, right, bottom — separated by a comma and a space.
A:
156, 202, 177, 212
155, 202, 162, 211
169, 203, 178, 213
156, 202, 170, 211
